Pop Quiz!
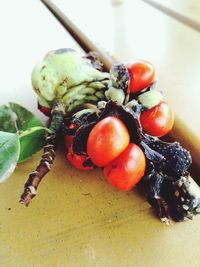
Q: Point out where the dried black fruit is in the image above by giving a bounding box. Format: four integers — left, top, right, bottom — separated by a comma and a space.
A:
70, 100, 200, 223
161, 175, 200, 221
142, 136, 192, 177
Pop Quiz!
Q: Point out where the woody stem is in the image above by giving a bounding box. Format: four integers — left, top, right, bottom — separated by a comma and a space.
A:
19, 101, 66, 206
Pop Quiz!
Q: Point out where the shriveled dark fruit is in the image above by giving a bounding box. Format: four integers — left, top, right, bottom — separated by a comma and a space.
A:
160, 175, 200, 222
142, 135, 192, 177
138, 133, 200, 222
71, 100, 200, 223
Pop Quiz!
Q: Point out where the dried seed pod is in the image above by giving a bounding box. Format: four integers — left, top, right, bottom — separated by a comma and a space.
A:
71, 100, 200, 223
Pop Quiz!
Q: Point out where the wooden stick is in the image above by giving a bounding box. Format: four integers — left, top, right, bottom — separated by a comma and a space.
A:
41, 0, 117, 71
142, 0, 200, 33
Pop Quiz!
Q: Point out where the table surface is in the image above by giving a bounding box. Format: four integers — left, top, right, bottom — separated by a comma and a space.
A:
1, 1, 200, 267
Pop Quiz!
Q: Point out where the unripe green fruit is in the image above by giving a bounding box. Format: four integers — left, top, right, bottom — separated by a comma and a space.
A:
32, 49, 109, 104
137, 90, 163, 109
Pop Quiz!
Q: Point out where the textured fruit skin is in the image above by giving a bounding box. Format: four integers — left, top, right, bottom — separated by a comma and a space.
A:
104, 143, 146, 191
67, 145, 93, 171
87, 116, 130, 167
140, 101, 174, 137
127, 60, 155, 93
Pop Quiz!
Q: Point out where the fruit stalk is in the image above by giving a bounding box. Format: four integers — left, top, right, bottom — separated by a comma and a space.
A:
20, 101, 66, 206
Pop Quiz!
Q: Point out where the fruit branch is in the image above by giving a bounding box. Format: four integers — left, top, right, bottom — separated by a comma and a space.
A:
20, 101, 66, 206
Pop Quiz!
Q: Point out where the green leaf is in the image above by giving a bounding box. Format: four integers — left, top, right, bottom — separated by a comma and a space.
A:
9, 102, 44, 131
0, 102, 49, 169
0, 131, 20, 182
0, 105, 18, 133
18, 126, 51, 163
9, 103, 48, 162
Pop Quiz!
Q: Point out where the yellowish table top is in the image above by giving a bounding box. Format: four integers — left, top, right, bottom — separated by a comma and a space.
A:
1, 149, 200, 267
1, 1, 200, 267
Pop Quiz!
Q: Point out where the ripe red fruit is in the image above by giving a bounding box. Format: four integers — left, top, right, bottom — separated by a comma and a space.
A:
87, 116, 130, 167
38, 102, 51, 117
67, 145, 93, 171
127, 60, 155, 93
140, 101, 174, 137
104, 143, 146, 191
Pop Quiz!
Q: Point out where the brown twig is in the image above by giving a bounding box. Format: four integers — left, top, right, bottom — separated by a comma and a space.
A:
20, 101, 66, 206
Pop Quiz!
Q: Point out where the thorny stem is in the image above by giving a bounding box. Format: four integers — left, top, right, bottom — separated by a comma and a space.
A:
20, 101, 66, 206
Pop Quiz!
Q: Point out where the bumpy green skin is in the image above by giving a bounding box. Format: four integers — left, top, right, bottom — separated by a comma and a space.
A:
62, 80, 109, 112
32, 49, 109, 109
105, 86, 125, 104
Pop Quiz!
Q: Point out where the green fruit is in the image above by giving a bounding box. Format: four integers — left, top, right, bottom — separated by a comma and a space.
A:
105, 87, 125, 104
32, 49, 109, 103
137, 90, 163, 109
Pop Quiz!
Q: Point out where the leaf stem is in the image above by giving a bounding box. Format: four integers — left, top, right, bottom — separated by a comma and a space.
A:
19, 101, 66, 206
